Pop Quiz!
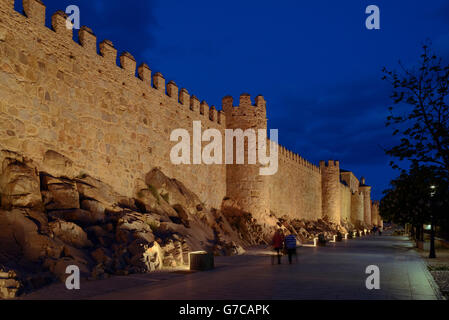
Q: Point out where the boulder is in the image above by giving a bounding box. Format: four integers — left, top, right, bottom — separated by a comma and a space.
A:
48, 257, 91, 282
172, 204, 190, 227
49, 208, 104, 226
49, 220, 92, 248
75, 176, 120, 210
41, 150, 76, 179
145, 168, 202, 214
63, 245, 92, 266
86, 225, 114, 247
80, 199, 105, 217
23, 209, 50, 235
0, 272, 20, 299
0, 157, 42, 209
298, 227, 309, 239
160, 239, 188, 267
0, 209, 63, 262
158, 221, 189, 236
127, 239, 163, 273
91, 247, 112, 266
116, 211, 157, 244
41, 176, 80, 210
136, 188, 179, 218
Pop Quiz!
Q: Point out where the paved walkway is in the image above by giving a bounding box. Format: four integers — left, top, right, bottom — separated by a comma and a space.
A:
23, 235, 442, 300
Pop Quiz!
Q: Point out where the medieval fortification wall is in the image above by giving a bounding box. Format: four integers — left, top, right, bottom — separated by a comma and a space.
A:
0, 0, 380, 227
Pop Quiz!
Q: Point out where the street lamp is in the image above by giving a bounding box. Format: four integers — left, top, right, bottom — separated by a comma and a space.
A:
429, 185, 436, 259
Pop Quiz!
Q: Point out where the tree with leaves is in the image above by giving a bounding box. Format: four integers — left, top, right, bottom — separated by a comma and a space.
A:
382, 44, 449, 176
380, 165, 448, 257
380, 165, 434, 239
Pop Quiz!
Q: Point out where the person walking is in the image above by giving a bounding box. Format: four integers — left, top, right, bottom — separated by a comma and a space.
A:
284, 232, 297, 264
272, 229, 284, 264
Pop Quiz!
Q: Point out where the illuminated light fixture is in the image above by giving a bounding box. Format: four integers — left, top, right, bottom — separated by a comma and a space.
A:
188, 251, 214, 271
344, 233, 349, 240
424, 224, 431, 231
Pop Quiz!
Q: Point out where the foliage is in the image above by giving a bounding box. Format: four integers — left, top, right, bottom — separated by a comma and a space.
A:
428, 265, 449, 271
382, 44, 449, 176
380, 165, 449, 227
147, 184, 161, 205
76, 171, 88, 179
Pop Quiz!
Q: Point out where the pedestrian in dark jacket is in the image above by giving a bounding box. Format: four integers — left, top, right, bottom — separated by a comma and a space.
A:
272, 229, 284, 264
284, 233, 297, 264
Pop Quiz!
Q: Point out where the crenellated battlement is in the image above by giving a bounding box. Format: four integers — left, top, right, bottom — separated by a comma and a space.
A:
2, 0, 225, 126
222, 93, 267, 121
277, 143, 321, 173
22, 0, 45, 25
319, 160, 340, 168
0, 0, 376, 228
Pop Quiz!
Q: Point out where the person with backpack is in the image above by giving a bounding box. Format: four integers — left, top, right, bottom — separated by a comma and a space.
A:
284, 232, 297, 264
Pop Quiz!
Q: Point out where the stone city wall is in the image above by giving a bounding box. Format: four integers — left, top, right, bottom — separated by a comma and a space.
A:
0, 0, 379, 226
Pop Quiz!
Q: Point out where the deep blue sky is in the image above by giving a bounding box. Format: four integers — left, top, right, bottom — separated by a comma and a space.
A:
15, 0, 449, 200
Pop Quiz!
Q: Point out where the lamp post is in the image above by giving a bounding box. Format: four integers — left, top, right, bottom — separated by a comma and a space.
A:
429, 185, 436, 259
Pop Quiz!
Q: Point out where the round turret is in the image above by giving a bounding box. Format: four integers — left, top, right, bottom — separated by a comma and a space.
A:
319, 160, 341, 224
222, 94, 269, 220
359, 179, 372, 226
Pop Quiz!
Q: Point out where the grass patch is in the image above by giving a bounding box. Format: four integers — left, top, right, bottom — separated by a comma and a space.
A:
428, 265, 449, 271
147, 184, 161, 205
77, 171, 88, 179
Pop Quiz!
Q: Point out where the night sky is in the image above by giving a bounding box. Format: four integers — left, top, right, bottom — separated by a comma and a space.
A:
15, 0, 449, 200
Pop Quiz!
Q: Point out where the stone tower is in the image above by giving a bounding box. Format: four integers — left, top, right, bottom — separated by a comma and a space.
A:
222, 94, 269, 221
371, 200, 380, 226
319, 160, 341, 224
351, 190, 364, 227
359, 177, 372, 226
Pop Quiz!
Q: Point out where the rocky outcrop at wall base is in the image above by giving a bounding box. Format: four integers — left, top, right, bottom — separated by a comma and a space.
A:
278, 216, 348, 243
0, 149, 263, 298
0, 149, 353, 298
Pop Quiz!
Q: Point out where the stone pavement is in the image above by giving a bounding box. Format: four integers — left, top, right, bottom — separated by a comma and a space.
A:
23, 235, 442, 300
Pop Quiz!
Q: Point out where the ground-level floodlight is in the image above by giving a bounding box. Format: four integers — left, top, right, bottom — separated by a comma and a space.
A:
313, 237, 318, 247
189, 251, 214, 271
353, 231, 357, 238
344, 233, 349, 240
331, 235, 337, 242
359, 231, 363, 237
364, 229, 367, 235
